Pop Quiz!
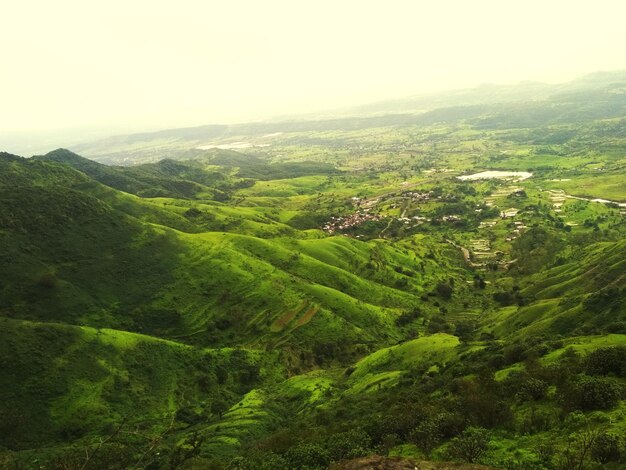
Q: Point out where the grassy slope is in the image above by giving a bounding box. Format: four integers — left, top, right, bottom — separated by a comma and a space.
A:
481, 239, 626, 339
346, 333, 461, 394
0, 317, 271, 450
0, 155, 449, 353
34, 149, 222, 199
0, 154, 477, 457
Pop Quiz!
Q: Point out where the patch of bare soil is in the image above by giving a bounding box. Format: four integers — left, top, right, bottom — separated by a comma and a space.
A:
329, 455, 497, 470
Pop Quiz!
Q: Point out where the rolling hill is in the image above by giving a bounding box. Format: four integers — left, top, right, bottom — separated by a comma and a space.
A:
2, 72, 626, 468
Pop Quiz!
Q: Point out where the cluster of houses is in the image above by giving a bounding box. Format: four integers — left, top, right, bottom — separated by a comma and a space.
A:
322, 189, 438, 234
397, 215, 431, 225
500, 207, 520, 218
479, 207, 527, 243
548, 190, 567, 213
322, 212, 383, 234
479, 220, 498, 228
505, 221, 528, 242
401, 191, 434, 203
355, 190, 435, 211
468, 238, 497, 263
324, 182, 533, 237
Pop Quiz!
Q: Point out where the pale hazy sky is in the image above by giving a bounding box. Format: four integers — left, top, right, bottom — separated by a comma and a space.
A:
2, 0, 626, 134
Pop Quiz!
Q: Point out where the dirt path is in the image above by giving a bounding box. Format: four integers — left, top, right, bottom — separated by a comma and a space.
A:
445, 239, 484, 268
379, 218, 394, 238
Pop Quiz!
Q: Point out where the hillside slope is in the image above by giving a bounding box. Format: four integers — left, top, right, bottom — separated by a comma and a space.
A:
482, 239, 626, 339
0, 153, 474, 356
0, 317, 269, 451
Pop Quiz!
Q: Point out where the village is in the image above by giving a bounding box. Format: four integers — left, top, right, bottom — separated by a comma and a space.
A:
321, 174, 626, 272
319, 175, 544, 273
321, 188, 439, 235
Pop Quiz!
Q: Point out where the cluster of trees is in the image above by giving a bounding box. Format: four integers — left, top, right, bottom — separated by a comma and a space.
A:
220, 344, 626, 469
228, 429, 372, 470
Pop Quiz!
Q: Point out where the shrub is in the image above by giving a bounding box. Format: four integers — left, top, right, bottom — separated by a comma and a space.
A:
37, 272, 58, 289
395, 308, 421, 327
583, 288, 622, 313
585, 347, 626, 377
561, 375, 623, 411
502, 343, 526, 365
324, 429, 371, 461
410, 411, 464, 455
591, 432, 621, 464
184, 207, 203, 218
175, 407, 201, 424
457, 375, 513, 428
517, 407, 555, 434
427, 315, 453, 334
517, 377, 549, 401
435, 282, 453, 300
454, 320, 476, 342
493, 291, 515, 306
284, 443, 329, 469
447, 427, 490, 463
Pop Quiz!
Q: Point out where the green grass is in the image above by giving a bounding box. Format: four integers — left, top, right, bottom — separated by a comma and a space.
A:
0, 317, 269, 450
1, 155, 463, 356
278, 370, 336, 405
345, 371, 404, 395
543, 173, 626, 201
542, 334, 626, 362
237, 175, 332, 197
481, 238, 626, 339
350, 333, 461, 380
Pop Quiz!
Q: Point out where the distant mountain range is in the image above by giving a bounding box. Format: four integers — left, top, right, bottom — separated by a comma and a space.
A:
67, 70, 626, 165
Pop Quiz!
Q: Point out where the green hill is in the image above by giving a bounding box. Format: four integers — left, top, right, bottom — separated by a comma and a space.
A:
2, 72, 626, 468
34, 148, 231, 200
482, 239, 626, 339
0, 152, 474, 360
0, 151, 478, 466
0, 317, 269, 451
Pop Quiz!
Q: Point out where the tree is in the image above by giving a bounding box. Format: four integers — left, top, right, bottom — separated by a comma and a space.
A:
285, 443, 330, 469
591, 432, 621, 464
557, 427, 600, 470
585, 346, 626, 377
324, 429, 371, 461
561, 375, 622, 411
517, 377, 549, 401
454, 320, 476, 342
447, 427, 490, 463
473, 275, 486, 289
411, 412, 464, 457
37, 272, 58, 288
167, 431, 205, 469
435, 281, 453, 300
511, 227, 563, 274
457, 374, 512, 428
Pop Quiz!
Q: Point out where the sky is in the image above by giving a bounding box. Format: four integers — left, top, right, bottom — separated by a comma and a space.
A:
1, 0, 626, 137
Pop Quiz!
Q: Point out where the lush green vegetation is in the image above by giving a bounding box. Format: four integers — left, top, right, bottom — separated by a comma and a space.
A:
2, 72, 626, 469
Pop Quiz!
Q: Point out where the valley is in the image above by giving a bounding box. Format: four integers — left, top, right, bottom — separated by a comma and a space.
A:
1, 72, 626, 469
